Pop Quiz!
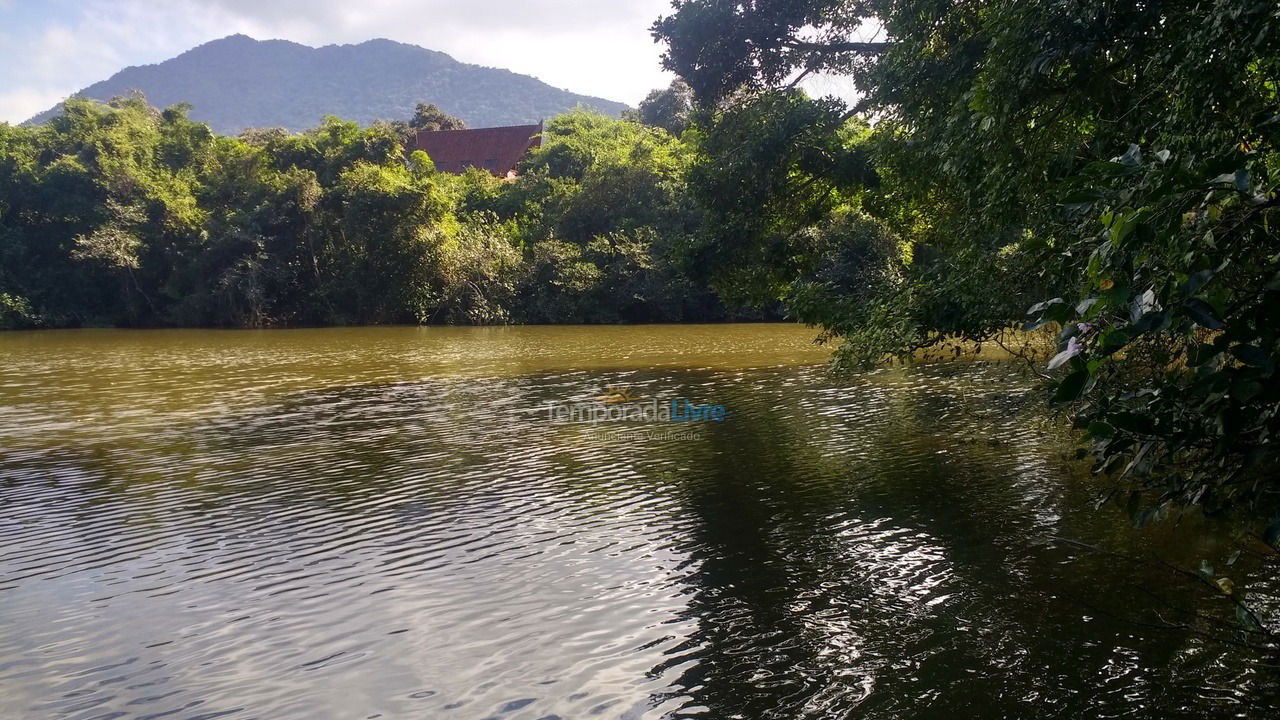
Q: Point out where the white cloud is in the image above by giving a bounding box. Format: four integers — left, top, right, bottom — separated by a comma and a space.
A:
0, 0, 677, 124
0, 88, 68, 125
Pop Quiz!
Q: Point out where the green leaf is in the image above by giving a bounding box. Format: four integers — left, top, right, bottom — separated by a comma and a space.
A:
1231, 380, 1263, 402
1099, 328, 1131, 355
1234, 169, 1251, 194
1086, 420, 1116, 438
1236, 604, 1264, 631
1021, 318, 1050, 332
1132, 311, 1169, 334
1089, 160, 1139, 177
1129, 288, 1156, 322
1052, 369, 1090, 404
1209, 169, 1251, 193
1045, 301, 1075, 324
1134, 505, 1159, 528
1115, 144, 1142, 167
1026, 297, 1065, 315
1111, 412, 1155, 434
1047, 346, 1081, 370
1183, 298, 1224, 329
1231, 344, 1270, 368
1126, 490, 1142, 521
1180, 268, 1214, 296
1187, 344, 1221, 367
1061, 188, 1106, 206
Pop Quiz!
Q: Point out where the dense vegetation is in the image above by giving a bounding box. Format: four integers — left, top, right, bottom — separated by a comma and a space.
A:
650, 0, 1280, 542
4, 1, 1279, 550
26, 35, 628, 134
0, 95, 765, 329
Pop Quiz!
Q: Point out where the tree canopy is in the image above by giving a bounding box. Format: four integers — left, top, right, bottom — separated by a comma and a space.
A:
654, 0, 1280, 525
0, 98, 758, 329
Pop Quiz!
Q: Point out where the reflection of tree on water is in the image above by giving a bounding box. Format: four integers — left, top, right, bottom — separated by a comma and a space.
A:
7, 350, 1280, 717
649, 379, 869, 719
647, 365, 1280, 718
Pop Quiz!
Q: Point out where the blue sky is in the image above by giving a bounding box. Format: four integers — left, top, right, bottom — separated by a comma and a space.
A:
0, 0, 679, 124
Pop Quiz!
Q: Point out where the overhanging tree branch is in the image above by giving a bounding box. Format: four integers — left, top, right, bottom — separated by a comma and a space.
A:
782, 41, 892, 54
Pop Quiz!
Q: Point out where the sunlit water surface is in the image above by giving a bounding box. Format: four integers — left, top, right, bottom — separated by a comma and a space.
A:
1, 325, 1277, 719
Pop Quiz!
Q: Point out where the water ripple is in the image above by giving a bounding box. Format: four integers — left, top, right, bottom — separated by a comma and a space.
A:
1, 327, 1277, 718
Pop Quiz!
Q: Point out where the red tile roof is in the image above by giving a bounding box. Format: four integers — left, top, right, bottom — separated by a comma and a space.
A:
413, 122, 543, 177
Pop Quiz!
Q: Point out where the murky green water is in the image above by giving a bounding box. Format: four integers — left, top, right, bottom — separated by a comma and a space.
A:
1, 325, 1276, 719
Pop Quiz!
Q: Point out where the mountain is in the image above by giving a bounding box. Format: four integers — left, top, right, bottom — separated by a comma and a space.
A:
25, 35, 629, 134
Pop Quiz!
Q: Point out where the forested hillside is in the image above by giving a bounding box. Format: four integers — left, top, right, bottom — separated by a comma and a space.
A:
25, 35, 628, 133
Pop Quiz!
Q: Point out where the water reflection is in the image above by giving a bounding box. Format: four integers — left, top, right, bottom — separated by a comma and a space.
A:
0, 326, 1276, 718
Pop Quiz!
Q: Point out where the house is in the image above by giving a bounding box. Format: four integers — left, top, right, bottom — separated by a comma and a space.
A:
413, 122, 543, 179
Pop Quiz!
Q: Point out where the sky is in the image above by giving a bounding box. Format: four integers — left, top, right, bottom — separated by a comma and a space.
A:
0, 0, 685, 124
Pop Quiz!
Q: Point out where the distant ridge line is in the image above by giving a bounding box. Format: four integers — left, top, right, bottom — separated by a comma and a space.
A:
25, 34, 628, 134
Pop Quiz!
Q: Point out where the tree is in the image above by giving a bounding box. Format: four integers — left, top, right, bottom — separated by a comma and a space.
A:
653, 0, 886, 104
681, 89, 874, 306
0, 95, 747, 329
410, 103, 466, 132
627, 79, 694, 135
655, 0, 1280, 522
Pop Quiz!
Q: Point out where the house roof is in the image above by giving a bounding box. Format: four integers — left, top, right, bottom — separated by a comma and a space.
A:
413, 122, 543, 176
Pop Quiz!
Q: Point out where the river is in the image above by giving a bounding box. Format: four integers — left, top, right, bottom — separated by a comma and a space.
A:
0, 325, 1276, 718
